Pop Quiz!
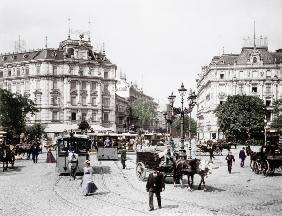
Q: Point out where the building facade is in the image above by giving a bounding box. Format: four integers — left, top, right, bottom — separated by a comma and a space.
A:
197, 37, 282, 141
0, 36, 117, 130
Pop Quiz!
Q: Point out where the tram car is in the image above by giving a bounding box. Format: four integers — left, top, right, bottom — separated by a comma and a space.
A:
88, 133, 119, 160
56, 134, 91, 174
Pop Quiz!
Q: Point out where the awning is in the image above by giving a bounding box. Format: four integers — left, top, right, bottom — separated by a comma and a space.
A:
44, 124, 78, 133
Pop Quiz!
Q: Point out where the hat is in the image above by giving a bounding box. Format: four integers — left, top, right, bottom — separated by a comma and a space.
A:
84, 160, 90, 164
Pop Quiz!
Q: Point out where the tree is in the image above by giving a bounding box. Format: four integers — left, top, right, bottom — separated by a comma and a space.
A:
130, 97, 157, 129
214, 95, 266, 143
172, 116, 197, 137
25, 123, 45, 143
271, 99, 282, 129
0, 89, 38, 136
78, 120, 90, 131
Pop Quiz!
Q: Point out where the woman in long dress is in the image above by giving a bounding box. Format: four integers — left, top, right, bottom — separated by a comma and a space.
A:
81, 160, 98, 196
46, 149, 56, 163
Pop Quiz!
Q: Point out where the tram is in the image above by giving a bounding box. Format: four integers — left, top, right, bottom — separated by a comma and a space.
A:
56, 133, 91, 174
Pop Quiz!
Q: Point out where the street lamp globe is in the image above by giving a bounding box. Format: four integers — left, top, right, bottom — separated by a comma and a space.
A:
168, 92, 176, 106
178, 83, 187, 97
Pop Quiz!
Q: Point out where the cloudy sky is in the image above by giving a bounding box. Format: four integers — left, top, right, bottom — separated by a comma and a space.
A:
1, 0, 282, 109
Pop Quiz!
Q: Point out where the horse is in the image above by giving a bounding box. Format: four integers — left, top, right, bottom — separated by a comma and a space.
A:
0, 146, 15, 171
14, 143, 32, 159
68, 151, 79, 180
173, 158, 201, 190
173, 158, 213, 191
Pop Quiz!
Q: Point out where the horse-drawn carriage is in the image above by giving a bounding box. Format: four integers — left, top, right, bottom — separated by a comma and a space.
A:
195, 139, 235, 156
250, 145, 282, 176
136, 151, 174, 181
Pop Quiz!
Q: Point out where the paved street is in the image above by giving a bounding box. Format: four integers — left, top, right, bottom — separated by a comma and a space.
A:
1, 147, 282, 216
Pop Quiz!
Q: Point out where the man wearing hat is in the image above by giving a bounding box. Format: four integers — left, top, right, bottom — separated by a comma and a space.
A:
239, 147, 247, 167
225, 151, 235, 174
146, 168, 165, 211
120, 145, 127, 169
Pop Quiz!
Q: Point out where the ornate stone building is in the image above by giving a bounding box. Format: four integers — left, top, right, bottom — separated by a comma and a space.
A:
0, 36, 117, 130
197, 37, 282, 141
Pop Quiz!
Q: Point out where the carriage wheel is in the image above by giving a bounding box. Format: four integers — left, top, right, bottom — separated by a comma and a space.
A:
253, 161, 260, 174
261, 160, 269, 176
136, 162, 146, 181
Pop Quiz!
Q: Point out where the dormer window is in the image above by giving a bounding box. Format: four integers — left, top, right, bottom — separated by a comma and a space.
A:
23, 54, 28, 59
253, 57, 257, 63
2, 56, 7, 61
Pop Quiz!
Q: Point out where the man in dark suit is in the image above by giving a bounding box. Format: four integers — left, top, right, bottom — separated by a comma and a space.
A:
146, 168, 165, 211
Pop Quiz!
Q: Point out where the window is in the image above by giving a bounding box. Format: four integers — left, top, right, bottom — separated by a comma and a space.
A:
0, 71, 3, 78
103, 113, 109, 122
71, 112, 76, 121
82, 96, 86, 106
205, 94, 210, 101
212, 133, 216, 139
220, 74, 224, 79
36, 80, 40, 89
103, 98, 110, 107
8, 69, 11, 77
35, 94, 41, 105
91, 81, 97, 91
91, 97, 97, 106
252, 71, 257, 78
25, 66, 29, 75
70, 81, 76, 89
266, 100, 271, 107
92, 112, 97, 122
17, 68, 20, 76
103, 84, 109, 94
25, 81, 30, 91
82, 113, 87, 121
52, 96, 58, 105
36, 65, 40, 75
16, 83, 21, 93
220, 101, 224, 105
104, 72, 109, 79
53, 79, 57, 89
69, 66, 74, 74
266, 70, 271, 78
52, 111, 58, 121
239, 71, 243, 79
82, 81, 87, 90
253, 57, 257, 63
265, 84, 271, 93
53, 66, 57, 75
252, 86, 257, 93
71, 96, 76, 106
8, 83, 11, 91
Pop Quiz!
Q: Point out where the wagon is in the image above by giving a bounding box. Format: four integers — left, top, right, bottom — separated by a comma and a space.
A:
136, 151, 174, 181
251, 146, 282, 176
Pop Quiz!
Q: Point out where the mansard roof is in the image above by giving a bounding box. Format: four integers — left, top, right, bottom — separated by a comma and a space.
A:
0, 48, 112, 66
209, 46, 282, 66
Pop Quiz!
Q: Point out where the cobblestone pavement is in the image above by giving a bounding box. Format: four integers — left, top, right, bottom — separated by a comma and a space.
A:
0, 146, 282, 216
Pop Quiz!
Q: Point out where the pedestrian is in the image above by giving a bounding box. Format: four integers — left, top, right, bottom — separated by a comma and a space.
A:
239, 147, 247, 167
225, 151, 235, 174
146, 168, 165, 211
208, 146, 215, 163
104, 137, 111, 147
31, 142, 39, 163
246, 144, 251, 156
81, 160, 98, 196
46, 148, 56, 163
120, 145, 127, 169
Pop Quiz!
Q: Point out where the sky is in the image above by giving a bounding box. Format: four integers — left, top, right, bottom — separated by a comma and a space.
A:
1, 0, 282, 110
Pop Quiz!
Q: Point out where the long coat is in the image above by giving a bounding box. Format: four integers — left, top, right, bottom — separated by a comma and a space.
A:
146, 171, 165, 193
239, 150, 246, 160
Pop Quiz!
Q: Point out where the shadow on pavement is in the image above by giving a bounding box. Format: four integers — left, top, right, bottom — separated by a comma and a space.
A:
92, 191, 111, 196
0, 165, 25, 175
93, 166, 111, 174
162, 204, 179, 209
201, 185, 226, 192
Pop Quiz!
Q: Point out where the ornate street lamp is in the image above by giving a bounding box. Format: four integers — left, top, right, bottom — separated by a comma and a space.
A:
178, 83, 187, 149
187, 89, 197, 159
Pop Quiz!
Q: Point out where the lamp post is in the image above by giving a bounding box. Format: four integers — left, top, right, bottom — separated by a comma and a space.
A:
163, 112, 168, 134
264, 119, 267, 146
187, 89, 197, 159
178, 83, 187, 149
168, 92, 176, 136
